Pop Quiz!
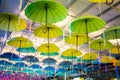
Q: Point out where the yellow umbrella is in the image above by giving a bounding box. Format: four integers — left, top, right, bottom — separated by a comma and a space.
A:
109, 46, 120, 54
89, 0, 113, 3
0, 13, 26, 32
115, 60, 120, 66
7, 37, 33, 48
65, 33, 91, 49
61, 48, 82, 57
82, 52, 98, 61
100, 55, 117, 63
34, 25, 63, 38
37, 43, 59, 53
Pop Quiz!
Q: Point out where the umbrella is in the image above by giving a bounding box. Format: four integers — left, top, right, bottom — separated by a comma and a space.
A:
37, 43, 59, 53
109, 46, 120, 54
0, 13, 26, 32
0, 60, 13, 66
30, 64, 42, 69
83, 66, 99, 72
34, 25, 63, 38
90, 39, 112, 50
17, 47, 36, 53
82, 52, 98, 61
101, 26, 120, 40
25, 0, 67, 24
7, 37, 33, 48
59, 61, 72, 68
44, 66, 55, 71
65, 33, 91, 49
67, 69, 79, 75
41, 52, 59, 56
56, 72, 65, 77
42, 58, 57, 65
0, 52, 21, 61
22, 56, 39, 63
61, 55, 77, 60
100, 55, 117, 63
73, 63, 86, 69
69, 15, 106, 42
115, 60, 120, 66
89, 0, 113, 3
57, 68, 66, 73
61, 48, 82, 58
14, 62, 28, 68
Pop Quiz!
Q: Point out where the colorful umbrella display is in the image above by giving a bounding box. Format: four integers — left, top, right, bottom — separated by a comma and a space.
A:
37, 43, 59, 53
82, 52, 98, 61
90, 39, 112, 50
41, 52, 59, 56
0, 13, 26, 32
42, 58, 57, 65
109, 46, 120, 54
25, 0, 67, 24
101, 26, 120, 40
7, 37, 33, 48
17, 47, 36, 53
34, 25, 63, 38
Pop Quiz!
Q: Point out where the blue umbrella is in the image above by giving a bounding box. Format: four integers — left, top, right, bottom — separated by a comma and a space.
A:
56, 72, 65, 77
44, 66, 55, 71
0, 52, 21, 61
59, 61, 72, 68
30, 64, 42, 69
82, 66, 99, 72
42, 58, 57, 65
45, 71, 54, 77
17, 47, 37, 53
0, 60, 13, 66
73, 63, 86, 69
22, 56, 39, 63
67, 69, 79, 75
57, 68, 66, 73
14, 62, 28, 68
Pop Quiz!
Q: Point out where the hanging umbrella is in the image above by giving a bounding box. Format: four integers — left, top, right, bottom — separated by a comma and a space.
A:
44, 66, 55, 71
89, 0, 113, 3
59, 61, 72, 69
61, 55, 77, 60
0, 60, 13, 66
73, 63, 86, 70
17, 47, 36, 53
90, 39, 112, 50
82, 52, 98, 61
69, 15, 106, 42
61, 48, 82, 58
56, 72, 65, 77
7, 37, 33, 48
0, 52, 21, 61
25, 0, 67, 24
57, 68, 66, 73
37, 43, 59, 53
0, 13, 26, 32
41, 52, 59, 56
30, 64, 42, 70
109, 46, 120, 54
34, 25, 63, 38
67, 69, 79, 75
101, 26, 120, 40
100, 55, 117, 63
14, 62, 28, 68
65, 33, 91, 49
22, 56, 39, 63
42, 58, 57, 65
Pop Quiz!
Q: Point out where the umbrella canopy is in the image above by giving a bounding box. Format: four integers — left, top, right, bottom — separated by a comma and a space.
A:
67, 69, 79, 75
101, 26, 120, 40
0, 60, 13, 66
0, 52, 21, 61
22, 56, 39, 63
65, 33, 91, 45
100, 55, 117, 63
42, 58, 57, 65
61, 55, 77, 60
69, 15, 106, 34
89, 0, 113, 3
17, 47, 36, 53
83, 66, 99, 72
30, 64, 42, 69
7, 37, 33, 48
44, 66, 55, 71
56, 72, 65, 77
25, 0, 67, 24
57, 68, 66, 73
90, 39, 112, 50
0, 13, 26, 32
115, 60, 120, 66
37, 43, 59, 53
73, 63, 86, 69
41, 52, 59, 56
82, 52, 98, 61
34, 25, 63, 38
109, 46, 120, 54
45, 71, 54, 77
59, 61, 72, 68
14, 62, 28, 68
61, 48, 82, 57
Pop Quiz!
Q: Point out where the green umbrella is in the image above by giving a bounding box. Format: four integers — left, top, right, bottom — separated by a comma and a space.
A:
69, 15, 106, 42
90, 39, 113, 51
17, 47, 36, 53
25, 0, 67, 24
41, 52, 59, 56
